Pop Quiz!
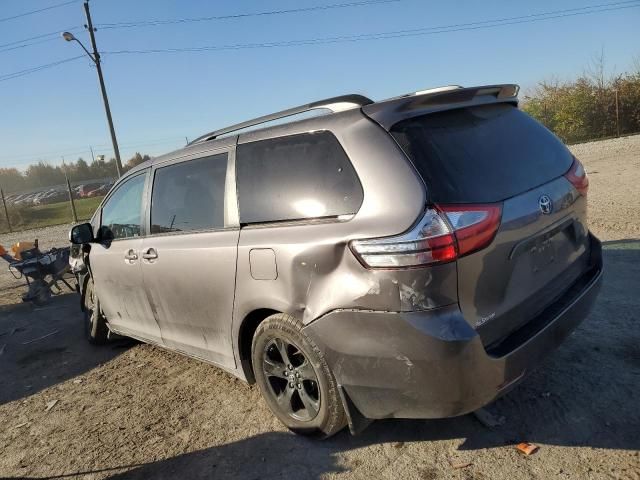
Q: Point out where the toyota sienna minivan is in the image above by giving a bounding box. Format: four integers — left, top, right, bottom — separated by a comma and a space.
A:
70, 84, 603, 437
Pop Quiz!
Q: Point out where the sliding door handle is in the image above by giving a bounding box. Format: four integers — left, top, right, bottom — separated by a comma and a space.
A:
142, 248, 158, 260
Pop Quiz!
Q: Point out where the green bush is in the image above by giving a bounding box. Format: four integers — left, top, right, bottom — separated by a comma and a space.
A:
522, 70, 640, 144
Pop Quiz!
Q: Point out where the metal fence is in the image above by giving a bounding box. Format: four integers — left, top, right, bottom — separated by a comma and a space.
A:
0, 177, 114, 234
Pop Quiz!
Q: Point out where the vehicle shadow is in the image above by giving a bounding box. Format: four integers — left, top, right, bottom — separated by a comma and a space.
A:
431, 237, 640, 452
0, 293, 133, 406
10, 432, 346, 479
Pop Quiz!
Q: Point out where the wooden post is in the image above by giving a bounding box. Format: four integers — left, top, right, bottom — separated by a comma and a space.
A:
615, 89, 620, 138
0, 188, 12, 233
62, 158, 78, 223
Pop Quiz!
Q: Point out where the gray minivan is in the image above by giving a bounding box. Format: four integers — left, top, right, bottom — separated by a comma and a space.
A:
70, 84, 602, 437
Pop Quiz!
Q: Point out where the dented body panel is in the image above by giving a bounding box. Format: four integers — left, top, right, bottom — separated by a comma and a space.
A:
303, 234, 602, 419
230, 109, 457, 378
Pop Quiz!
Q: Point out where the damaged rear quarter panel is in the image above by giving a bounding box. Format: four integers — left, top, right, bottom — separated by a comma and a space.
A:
231, 109, 459, 370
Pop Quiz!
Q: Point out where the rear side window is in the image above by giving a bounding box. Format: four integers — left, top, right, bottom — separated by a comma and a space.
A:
236, 131, 363, 224
150, 153, 227, 234
390, 104, 573, 203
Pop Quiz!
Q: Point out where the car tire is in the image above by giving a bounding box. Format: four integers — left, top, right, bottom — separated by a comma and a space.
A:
252, 313, 347, 438
84, 277, 109, 345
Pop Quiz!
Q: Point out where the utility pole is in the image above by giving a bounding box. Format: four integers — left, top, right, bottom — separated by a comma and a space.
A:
89, 145, 96, 163
0, 188, 11, 233
62, 158, 78, 223
83, 1, 123, 177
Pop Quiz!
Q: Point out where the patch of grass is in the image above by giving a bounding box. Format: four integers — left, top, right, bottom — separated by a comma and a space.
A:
0, 196, 103, 233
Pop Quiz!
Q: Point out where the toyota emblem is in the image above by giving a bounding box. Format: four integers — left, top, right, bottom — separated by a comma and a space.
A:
539, 195, 552, 215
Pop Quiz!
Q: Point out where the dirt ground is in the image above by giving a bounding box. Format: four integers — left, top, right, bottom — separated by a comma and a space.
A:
0, 135, 638, 479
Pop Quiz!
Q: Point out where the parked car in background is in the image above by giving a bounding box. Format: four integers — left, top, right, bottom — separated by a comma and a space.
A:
6, 193, 23, 205
70, 84, 602, 438
85, 184, 110, 198
43, 190, 68, 205
79, 183, 103, 198
14, 193, 37, 206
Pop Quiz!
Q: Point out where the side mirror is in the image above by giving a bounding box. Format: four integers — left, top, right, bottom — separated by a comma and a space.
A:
69, 223, 95, 244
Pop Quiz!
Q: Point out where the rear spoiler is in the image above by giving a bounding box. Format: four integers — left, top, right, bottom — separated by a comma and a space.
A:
362, 84, 519, 130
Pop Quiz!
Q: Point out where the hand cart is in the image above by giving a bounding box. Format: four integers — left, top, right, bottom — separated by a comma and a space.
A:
2, 240, 74, 304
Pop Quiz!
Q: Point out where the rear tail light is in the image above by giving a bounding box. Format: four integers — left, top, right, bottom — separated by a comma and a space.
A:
564, 155, 589, 196
350, 204, 502, 268
438, 204, 502, 256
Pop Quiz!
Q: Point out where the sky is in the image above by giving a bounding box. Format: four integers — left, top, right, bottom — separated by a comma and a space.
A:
0, 0, 638, 171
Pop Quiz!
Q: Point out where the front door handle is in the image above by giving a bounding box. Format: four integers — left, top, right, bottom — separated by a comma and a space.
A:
124, 250, 138, 261
142, 248, 158, 260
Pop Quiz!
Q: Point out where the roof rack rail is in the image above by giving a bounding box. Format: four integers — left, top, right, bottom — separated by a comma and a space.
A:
188, 94, 373, 146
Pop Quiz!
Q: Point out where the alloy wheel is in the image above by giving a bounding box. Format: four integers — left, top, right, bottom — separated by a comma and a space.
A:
262, 337, 320, 421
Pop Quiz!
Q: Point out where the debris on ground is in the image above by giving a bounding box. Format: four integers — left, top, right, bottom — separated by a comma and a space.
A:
473, 407, 506, 428
44, 400, 59, 412
516, 442, 540, 456
22, 330, 60, 345
449, 460, 473, 469
14, 422, 28, 429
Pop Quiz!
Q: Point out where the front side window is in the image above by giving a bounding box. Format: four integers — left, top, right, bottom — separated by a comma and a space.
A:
150, 153, 227, 234
236, 131, 363, 224
101, 173, 146, 240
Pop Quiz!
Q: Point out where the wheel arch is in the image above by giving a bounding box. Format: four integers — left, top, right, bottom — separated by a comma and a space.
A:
238, 308, 280, 383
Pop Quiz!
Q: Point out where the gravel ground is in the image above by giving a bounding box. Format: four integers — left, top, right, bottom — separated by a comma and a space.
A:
0, 135, 639, 479
569, 135, 640, 241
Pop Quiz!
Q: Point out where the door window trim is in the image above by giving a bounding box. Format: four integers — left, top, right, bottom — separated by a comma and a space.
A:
98, 169, 150, 242
144, 146, 239, 238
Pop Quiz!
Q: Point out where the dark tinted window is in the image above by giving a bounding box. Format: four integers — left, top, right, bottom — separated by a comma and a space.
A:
101, 173, 145, 240
390, 104, 573, 203
151, 154, 227, 234
236, 131, 363, 224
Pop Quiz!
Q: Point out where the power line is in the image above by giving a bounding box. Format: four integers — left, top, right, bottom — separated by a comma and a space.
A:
96, 0, 401, 29
0, 37, 61, 55
0, 56, 85, 82
0, 0, 79, 24
0, 27, 80, 50
1, 1, 638, 83
101, 1, 640, 56
0, 1, 395, 54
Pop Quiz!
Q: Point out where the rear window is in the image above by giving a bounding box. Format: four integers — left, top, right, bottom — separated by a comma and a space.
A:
390, 104, 573, 203
236, 131, 363, 224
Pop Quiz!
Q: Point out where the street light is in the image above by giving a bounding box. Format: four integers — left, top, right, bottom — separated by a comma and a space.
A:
62, 31, 94, 60
61, 3, 123, 178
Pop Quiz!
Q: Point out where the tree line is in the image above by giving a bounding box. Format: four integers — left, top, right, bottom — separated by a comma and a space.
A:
522, 56, 640, 144
0, 153, 150, 193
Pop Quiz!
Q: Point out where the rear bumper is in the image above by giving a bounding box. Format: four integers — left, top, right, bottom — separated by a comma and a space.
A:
303, 234, 603, 420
